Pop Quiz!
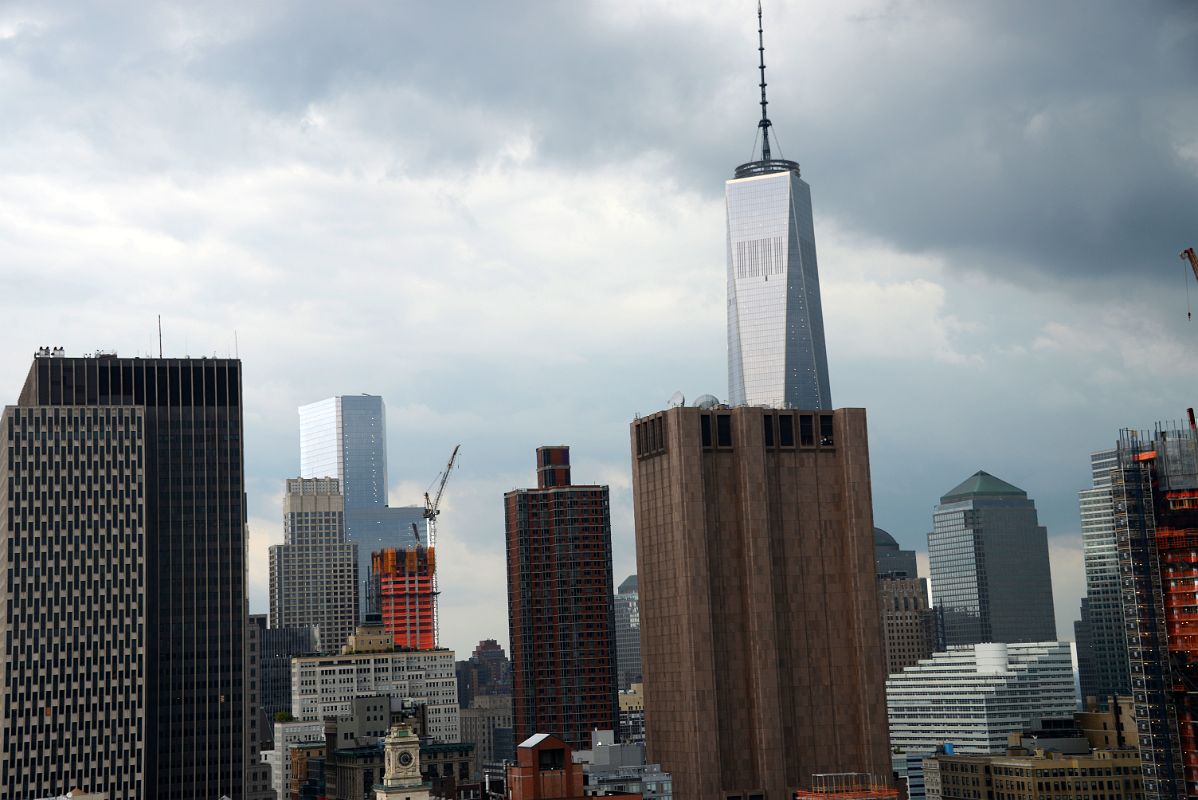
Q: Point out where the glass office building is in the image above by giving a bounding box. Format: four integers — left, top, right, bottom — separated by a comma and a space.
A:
299, 395, 426, 618
928, 471, 1056, 646
726, 166, 832, 409
1073, 449, 1130, 702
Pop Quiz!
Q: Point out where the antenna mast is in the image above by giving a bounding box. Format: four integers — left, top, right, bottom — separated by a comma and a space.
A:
757, 0, 772, 162
157, 315, 162, 358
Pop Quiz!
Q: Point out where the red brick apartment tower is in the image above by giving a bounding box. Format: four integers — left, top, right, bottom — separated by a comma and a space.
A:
372, 546, 436, 650
504, 446, 618, 751
631, 406, 892, 800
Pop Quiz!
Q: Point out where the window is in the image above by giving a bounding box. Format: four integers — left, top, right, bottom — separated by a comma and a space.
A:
700, 415, 712, 448
763, 416, 774, 447
716, 414, 732, 447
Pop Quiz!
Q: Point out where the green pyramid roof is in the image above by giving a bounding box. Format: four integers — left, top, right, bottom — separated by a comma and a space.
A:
940, 470, 1027, 503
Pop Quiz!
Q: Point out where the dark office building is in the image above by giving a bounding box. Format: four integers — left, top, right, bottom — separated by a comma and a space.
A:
456, 638, 512, 710
927, 471, 1056, 646
874, 526, 918, 579
260, 622, 318, 718
0, 351, 256, 799
504, 446, 618, 751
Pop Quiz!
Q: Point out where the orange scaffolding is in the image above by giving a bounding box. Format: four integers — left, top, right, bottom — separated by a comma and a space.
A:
372, 545, 437, 650
794, 773, 897, 799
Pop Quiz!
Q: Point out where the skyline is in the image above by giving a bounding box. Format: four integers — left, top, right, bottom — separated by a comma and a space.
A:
1, 1, 1197, 656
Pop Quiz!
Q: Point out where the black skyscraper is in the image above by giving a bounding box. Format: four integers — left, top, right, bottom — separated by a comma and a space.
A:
2, 353, 251, 799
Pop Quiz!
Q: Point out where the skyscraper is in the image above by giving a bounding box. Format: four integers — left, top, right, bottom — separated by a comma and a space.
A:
0, 352, 255, 799
927, 470, 1057, 646
504, 446, 618, 752
874, 528, 936, 674
614, 574, 642, 690
1112, 417, 1198, 799
726, 5, 831, 409
630, 406, 892, 799
269, 477, 359, 653
298, 394, 426, 617
1073, 448, 1130, 703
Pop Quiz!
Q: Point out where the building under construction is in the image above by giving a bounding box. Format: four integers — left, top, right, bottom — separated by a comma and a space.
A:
1114, 411, 1198, 799
370, 546, 437, 650
793, 773, 897, 800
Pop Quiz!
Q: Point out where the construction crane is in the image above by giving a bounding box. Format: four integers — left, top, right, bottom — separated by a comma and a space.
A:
423, 444, 460, 646
1183, 247, 1198, 320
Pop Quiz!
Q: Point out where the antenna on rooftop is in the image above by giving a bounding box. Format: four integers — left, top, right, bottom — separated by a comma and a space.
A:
157, 315, 163, 358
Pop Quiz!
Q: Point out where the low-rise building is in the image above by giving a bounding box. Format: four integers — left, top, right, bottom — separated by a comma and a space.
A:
460, 693, 514, 767
886, 642, 1076, 754
924, 748, 1143, 800
263, 719, 326, 800
291, 624, 460, 741
617, 683, 645, 746
508, 734, 640, 800
576, 730, 669, 799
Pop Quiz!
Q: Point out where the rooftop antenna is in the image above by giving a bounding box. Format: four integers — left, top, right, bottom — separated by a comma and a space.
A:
157, 315, 162, 358
757, 0, 772, 162
234, 329, 239, 358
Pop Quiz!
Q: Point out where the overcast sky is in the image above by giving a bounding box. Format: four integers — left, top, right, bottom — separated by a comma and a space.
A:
1, 1, 1196, 656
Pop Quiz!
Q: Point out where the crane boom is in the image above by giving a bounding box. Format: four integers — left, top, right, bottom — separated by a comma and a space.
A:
420, 444, 459, 649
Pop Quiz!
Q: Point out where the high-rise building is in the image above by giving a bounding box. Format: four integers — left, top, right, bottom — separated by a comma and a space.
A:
456, 638, 513, 710
874, 526, 918, 579
1112, 418, 1198, 799
927, 471, 1056, 646
504, 446, 618, 752
269, 477, 359, 653
725, 8, 831, 410
299, 394, 426, 617
0, 352, 256, 799
614, 574, 642, 690
886, 642, 1077, 755
878, 577, 937, 676
260, 623, 318, 718
874, 528, 936, 674
631, 405, 892, 799
1072, 449, 1130, 703
371, 545, 436, 649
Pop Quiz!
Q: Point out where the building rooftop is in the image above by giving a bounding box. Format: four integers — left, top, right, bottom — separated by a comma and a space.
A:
940, 471, 1027, 503
873, 527, 898, 548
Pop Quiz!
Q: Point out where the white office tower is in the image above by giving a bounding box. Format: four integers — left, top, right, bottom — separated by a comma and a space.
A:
725, 3, 831, 409
886, 642, 1078, 754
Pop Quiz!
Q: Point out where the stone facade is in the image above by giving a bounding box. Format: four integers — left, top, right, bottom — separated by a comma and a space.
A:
630, 405, 891, 800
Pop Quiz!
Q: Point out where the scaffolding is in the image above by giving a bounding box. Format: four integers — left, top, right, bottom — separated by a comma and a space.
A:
370, 545, 437, 650
793, 773, 897, 799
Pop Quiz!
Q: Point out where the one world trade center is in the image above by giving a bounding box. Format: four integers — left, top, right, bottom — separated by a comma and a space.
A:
727, 4, 832, 409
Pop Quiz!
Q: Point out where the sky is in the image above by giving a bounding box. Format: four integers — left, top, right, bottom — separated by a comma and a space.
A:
0, 1, 1196, 657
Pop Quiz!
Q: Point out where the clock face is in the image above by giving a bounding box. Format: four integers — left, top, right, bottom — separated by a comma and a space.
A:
399, 751, 414, 767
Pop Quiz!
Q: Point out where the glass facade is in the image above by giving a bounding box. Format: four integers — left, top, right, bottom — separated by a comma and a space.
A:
1074, 449, 1130, 701
298, 394, 427, 618
726, 168, 831, 409
927, 472, 1056, 647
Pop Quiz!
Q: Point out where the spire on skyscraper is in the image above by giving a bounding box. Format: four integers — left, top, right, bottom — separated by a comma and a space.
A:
757, 0, 772, 162
736, 2, 799, 179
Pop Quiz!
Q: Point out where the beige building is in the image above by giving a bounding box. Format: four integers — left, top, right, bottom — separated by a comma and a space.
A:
924, 748, 1143, 800
630, 405, 891, 800
291, 624, 459, 742
878, 576, 936, 675
269, 477, 359, 653
459, 693, 513, 766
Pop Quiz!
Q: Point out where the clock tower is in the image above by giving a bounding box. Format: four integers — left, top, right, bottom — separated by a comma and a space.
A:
375, 724, 430, 800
